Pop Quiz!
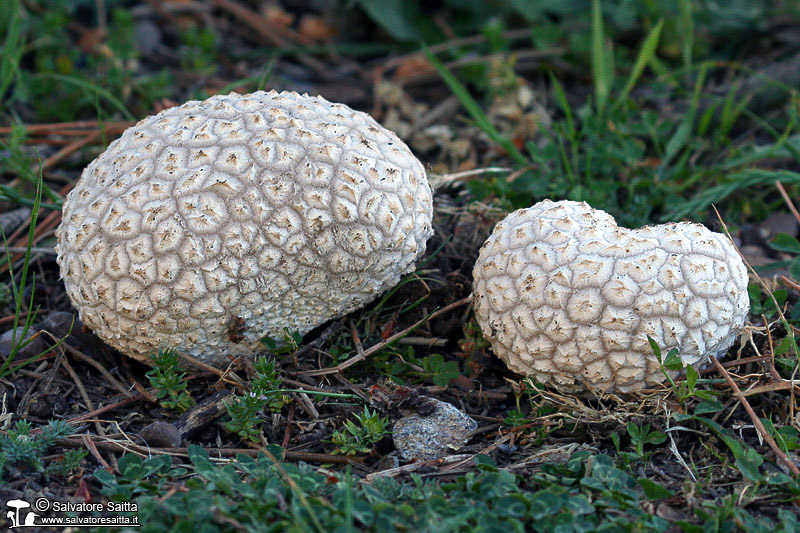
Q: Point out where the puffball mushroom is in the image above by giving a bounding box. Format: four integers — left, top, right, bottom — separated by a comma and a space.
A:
472, 200, 749, 393
56, 90, 433, 367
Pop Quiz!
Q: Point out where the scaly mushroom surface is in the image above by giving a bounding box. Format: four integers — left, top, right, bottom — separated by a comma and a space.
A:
472, 200, 749, 393
56, 91, 433, 366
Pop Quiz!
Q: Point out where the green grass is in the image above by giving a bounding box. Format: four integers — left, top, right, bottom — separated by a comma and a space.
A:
2, 0, 800, 531
89, 444, 800, 533
0, 419, 83, 478
0, 165, 70, 378
433, 39, 800, 228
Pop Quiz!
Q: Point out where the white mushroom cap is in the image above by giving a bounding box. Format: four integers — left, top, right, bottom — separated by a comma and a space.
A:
56, 91, 433, 367
472, 200, 749, 393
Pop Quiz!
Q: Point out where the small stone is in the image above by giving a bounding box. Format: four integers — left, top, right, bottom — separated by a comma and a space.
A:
140, 421, 182, 448
29, 393, 68, 418
392, 397, 477, 461
134, 19, 162, 55
0, 327, 48, 361
41, 311, 100, 349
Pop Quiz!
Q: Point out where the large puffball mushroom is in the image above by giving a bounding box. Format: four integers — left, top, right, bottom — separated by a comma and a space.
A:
472, 200, 749, 393
56, 91, 433, 367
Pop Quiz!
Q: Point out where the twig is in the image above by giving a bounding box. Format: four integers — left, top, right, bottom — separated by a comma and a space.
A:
60, 436, 363, 464
734, 381, 800, 397
0, 120, 133, 135
293, 391, 320, 420
397, 336, 448, 347
430, 167, 511, 187
692, 354, 775, 377
365, 454, 475, 481
280, 377, 333, 393
129, 377, 158, 404
61, 354, 105, 438
63, 343, 133, 397
81, 434, 113, 472
424, 385, 509, 401
0, 313, 32, 326
62, 395, 143, 427
300, 296, 472, 377
39, 131, 100, 172
775, 181, 800, 225
210, 0, 312, 46
177, 352, 248, 390
3, 247, 56, 254
282, 403, 295, 449
711, 355, 800, 476
439, 432, 514, 474
382, 28, 552, 70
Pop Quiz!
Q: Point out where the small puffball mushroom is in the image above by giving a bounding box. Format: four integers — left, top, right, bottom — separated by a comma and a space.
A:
56, 91, 433, 367
472, 200, 749, 393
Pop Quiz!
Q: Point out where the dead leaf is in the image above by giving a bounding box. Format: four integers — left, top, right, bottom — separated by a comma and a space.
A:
299, 15, 337, 42
263, 4, 294, 28
393, 55, 434, 82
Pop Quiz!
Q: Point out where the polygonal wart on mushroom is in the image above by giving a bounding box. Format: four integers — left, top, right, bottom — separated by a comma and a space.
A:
472, 200, 749, 393
56, 91, 433, 367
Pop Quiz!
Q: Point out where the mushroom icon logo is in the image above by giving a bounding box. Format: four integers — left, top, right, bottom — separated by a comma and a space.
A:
5, 499, 38, 528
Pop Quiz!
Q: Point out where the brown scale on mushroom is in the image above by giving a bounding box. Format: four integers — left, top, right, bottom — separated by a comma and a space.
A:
56, 91, 433, 367
472, 200, 749, 393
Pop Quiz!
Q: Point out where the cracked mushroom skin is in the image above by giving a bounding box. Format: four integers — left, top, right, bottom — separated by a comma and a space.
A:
55, 91, 433, 367
472, 200, 749, 393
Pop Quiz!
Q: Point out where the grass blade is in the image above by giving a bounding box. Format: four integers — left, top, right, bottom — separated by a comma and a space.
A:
0, 161, 43, 377
33, 72, 135, 121
0, 137, 63, 207
678, 0, 694, 75
664, 168, 800, 220
0, 0, 24, 102
591, 0, 613, 114
613, 18, 663, 109
424, 48, 528, 165
549, 72, 575, 141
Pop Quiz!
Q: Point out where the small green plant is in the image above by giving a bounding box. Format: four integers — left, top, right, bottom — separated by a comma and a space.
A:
376, 346, 461, 386
674, 412, 768, 483
261, 329, 303, 357
90, 444, 800, 531
179, 25, 219, 75
764, 232, 800, 328
330, 407, 389, 456
625, 422, 666, 462
222, 357, 288, 442
145, 349, 195, 412
749, 284, 788, 320
420, 353, 460, 386
222, 393, 266, 443
251, 357, 289, 412
503, 409, 527, 427
95, 453, 178, 501
650, 337, 717, 404
769, 233, 800, 280
56, 448, 88, 475
762, 418, 800, 454
0, 419, 76, 477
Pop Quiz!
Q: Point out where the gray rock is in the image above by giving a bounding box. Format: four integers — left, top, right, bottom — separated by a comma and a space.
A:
134, 19, 162, 55
392, 397, 477, 461
760, 212, 799, 241
140, 421, 182, 448
41, 311, 99, 349
0, 326, 48, 361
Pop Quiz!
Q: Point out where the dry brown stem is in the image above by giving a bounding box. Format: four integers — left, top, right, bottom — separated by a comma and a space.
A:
711, 355, 800, 477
